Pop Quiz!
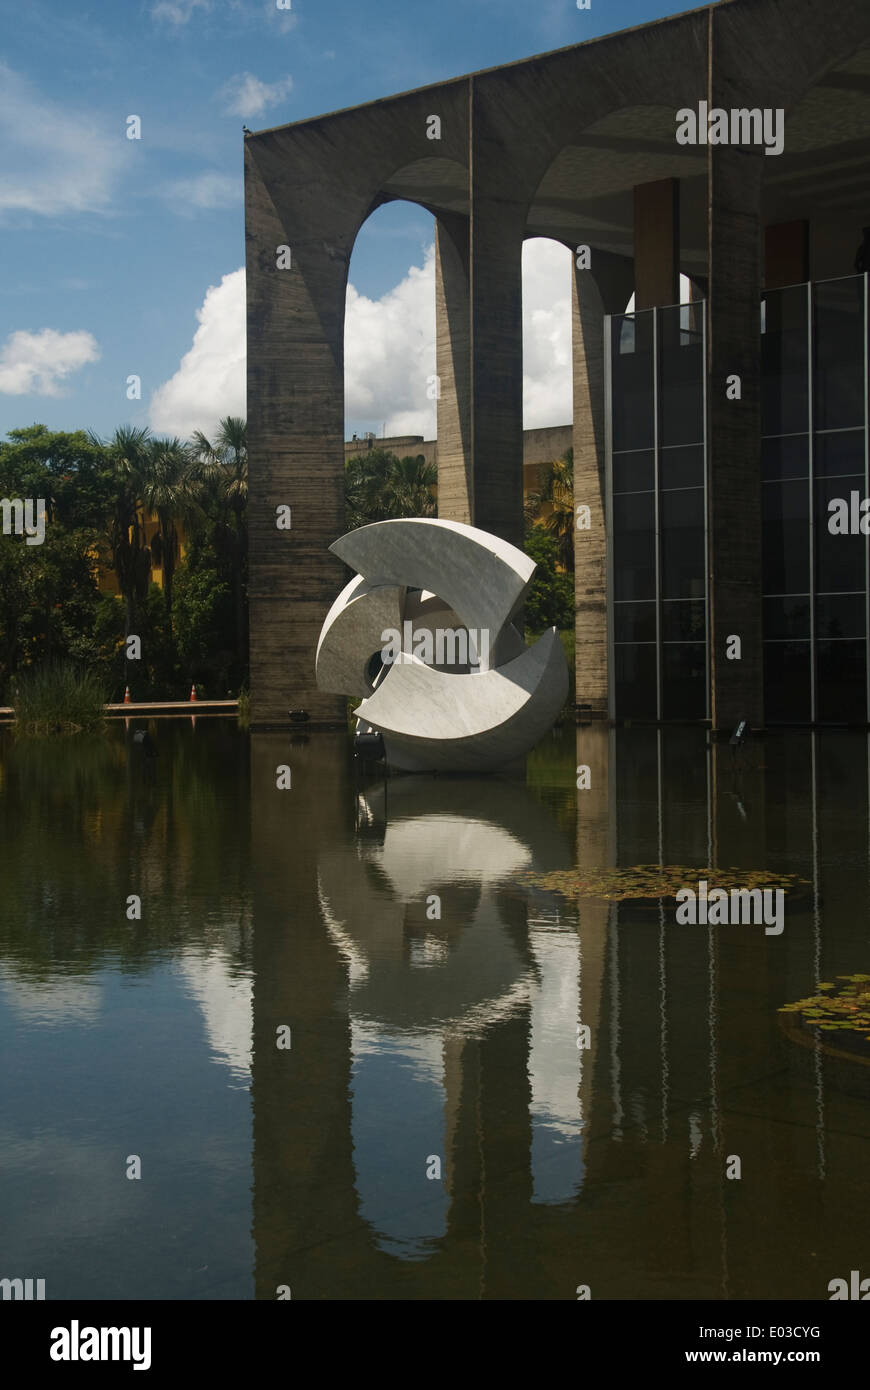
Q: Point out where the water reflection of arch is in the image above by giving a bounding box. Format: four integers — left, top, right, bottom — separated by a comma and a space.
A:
317, 774, 587, 1259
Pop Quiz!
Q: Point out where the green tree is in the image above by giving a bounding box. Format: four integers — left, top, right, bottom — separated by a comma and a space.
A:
0, 427, 110, 696
89, 425, 154, 681
523, 527, 574, 632
142, 435, 195, 626
525, 447, 574, 571
189, 417, 248, 678
345, 448, 437, 527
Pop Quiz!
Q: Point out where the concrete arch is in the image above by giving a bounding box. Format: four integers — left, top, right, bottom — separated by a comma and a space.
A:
246, 0, 870, 730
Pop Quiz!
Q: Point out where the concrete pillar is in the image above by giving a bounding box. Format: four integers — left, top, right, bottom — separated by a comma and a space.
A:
573, 269, 607, 718
573, 253, 635, 718
634, 177, 679, 311
245, 145, 348, 729
435, 214, 472, 525
707, 144, 765, 731
469, 92, 525, 548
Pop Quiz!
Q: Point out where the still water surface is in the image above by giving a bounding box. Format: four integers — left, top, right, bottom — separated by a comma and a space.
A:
1, 721, 869, 1299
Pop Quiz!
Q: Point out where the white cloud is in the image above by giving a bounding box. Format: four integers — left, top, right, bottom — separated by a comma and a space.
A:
149, 239, 575, 442
345, 245, 437, 437
220, 72, 293, 120
149, 269, 246, 438
159, 171, 240, 214
152, 0, 211, 23
0, 63, 124, 218
522, 238, 572, 430
0, 328, 100, 397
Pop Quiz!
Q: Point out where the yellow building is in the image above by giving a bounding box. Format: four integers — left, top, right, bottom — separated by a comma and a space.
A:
95, 509, 188, 597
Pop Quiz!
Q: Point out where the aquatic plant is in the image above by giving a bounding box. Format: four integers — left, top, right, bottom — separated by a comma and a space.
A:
778, 975, 870, 1040
517, 864, 807, 902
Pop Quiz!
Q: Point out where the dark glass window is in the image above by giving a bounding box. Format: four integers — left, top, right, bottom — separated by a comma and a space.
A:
761, 435, 808, 481
611, 311, 654, 452
658, 305, 703, 447
660, 488, 705, 600
816, 640, 867, 723
615, 644, 657, 718
614, 600, 656, 643
815, 477, 866, 593
661, 599, 706, 642
613, 450, 654, 494
762, 479, 810, 594
814, 429, 866, 478
613, 492, 655, 600
764, 641, 812, 722
762, 285, 809, 436
661, 644, 706, 720
815, 593, 865, 640
763, 595, 811, 640
660, 445, 704, 490
814, 278, 865, 431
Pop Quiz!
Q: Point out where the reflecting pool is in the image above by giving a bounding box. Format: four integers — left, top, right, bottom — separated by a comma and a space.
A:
1, 720, 869, 1299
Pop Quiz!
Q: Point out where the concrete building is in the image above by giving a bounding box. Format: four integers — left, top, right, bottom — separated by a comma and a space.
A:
245, 0, 870, 731
343, 425, 573, 513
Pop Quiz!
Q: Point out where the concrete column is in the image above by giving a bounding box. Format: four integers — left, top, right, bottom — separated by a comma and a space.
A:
634, 177, 679, 311
435, 214, 472, 525
573, 253, 635, 718
573, 269, 607, 718
707, 144, 765, 731
245, 145, 348, 729
469, 91, 525, 548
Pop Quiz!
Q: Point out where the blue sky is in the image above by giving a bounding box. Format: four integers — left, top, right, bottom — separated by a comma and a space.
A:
0, 0, 690, 444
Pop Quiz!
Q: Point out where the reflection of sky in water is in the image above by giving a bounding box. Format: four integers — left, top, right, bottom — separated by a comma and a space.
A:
528, 924, 585, 1205
0, 959, 254, 1298
176, 948, 252, 1086
350, 1021, 447, 1259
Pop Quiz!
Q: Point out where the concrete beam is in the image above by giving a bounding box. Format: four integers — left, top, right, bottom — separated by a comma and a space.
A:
634, 177, 679, 310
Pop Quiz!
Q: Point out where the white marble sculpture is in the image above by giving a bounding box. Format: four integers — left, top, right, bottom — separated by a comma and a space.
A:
315, 517, 569, 771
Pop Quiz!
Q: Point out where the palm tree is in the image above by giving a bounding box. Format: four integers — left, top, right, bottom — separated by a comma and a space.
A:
189, 417, 248, 670
526, 447, 574, 571
142, 436, 194, 626
91, 425, 153, 673
345, 448, 437, 527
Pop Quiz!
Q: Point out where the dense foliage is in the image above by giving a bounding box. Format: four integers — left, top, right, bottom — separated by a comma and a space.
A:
0, 420, 573, 711
0, 419, 248, 704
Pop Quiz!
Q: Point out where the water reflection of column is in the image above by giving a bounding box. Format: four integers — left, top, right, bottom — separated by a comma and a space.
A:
711, 731, 771, 1298
574, 724, 612, 1142
249, 732, 361, 1300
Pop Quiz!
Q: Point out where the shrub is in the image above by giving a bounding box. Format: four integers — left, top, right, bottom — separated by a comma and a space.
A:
12, 661, 109, 735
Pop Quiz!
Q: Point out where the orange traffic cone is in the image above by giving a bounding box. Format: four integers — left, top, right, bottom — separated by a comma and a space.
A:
123, 686, 131, 704
189, 683, 197, 703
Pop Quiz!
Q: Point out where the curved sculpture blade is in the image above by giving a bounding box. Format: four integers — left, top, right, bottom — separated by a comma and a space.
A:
330, 518, 535, 665
354, 627, 569, 772
316, 574, 404, 696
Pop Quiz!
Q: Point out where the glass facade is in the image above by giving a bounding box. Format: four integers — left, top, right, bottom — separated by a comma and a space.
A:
606, 274, 870, 726
607, 301, 707, 720
762, 274, 869, 724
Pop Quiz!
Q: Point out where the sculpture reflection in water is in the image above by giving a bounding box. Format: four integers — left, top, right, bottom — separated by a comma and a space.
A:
317, 774, 586, 1259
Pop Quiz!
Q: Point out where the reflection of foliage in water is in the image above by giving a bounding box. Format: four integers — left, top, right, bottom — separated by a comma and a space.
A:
0, 724, 251, 980
517, 864, 808, 901
779, 975, 870, 1040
